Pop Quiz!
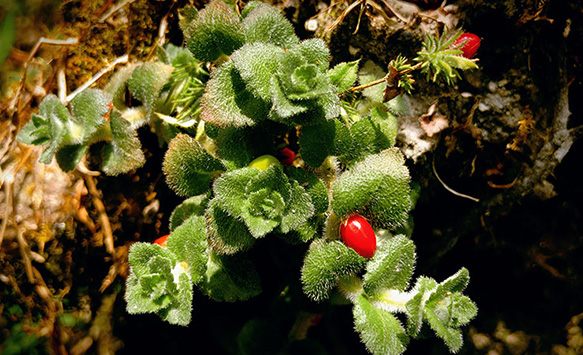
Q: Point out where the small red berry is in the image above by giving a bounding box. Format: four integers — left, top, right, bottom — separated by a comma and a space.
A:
153, 234, 170, 247
339, 215, 377, 258
453, 33, 481, 59
278, 147, 295, 166
107, 102, 114, 109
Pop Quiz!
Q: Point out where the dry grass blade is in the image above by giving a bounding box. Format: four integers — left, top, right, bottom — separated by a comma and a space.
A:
325, 0, 364, 33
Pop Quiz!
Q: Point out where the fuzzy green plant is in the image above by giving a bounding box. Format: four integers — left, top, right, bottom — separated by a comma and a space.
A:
16, 1, 481, 354
17, 43, 208, 174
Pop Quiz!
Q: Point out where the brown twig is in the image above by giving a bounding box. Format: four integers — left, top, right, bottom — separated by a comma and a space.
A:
83, 175, 115, 255
377, 0, 409, 23
343, 62, 423, 93
8, 37, 79, 115
325, 0, 364, 33
65, 54, 129, 103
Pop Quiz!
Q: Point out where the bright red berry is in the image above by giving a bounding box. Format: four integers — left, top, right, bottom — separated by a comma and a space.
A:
278, 148, 295, 166
453, 33, 481, 59
339, 215, 377, 258
153, 234, 170, 247
107, 102, 114, 109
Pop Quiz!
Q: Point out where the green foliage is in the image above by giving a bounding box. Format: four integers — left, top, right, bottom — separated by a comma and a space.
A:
167, 216, 209, 285
327, 60, 360, 93
404, 269, 477, 352
298, 105, 398, 168
159, 44, 208, 124
17, 94, 80, 165
299, 119, 351, 167
184, 0, 245, 62
128, 61, 174, 114
185, 2, 340, 128
200, 61, 268, 127
242, 2, 299, 48
163, 133, 226, 196
102, 110, 146, 175
17, 56, 200, 175
232, 43, 281, 101
363, 235, 415, 295
13, 0, 480, 352
169, 194, 209, 231
285, 167, 329, 214
300, 240, 366, 301
332, 149, 412, 228
353, 295, 409, 355
206, 199, 256, 254
415, 29, 479, 85
125, 243, 194, 325
70, 88, 111, 140
211, 166, 314, 238
199, 252, 262, 302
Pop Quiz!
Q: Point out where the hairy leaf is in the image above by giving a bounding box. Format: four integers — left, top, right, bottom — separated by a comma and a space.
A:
353, 295, 409, 355
185, 0, 245, 62
101, 110, 145, 175
232, 43, 281, 100
169, 194, 209, 231
240, 166, 292, 237
70, 88, 112, 140
285, 167, 329, 214
167, 215, 208, 285
279, 180, 314, 233
299, 120, 351, 168
241, 188, 284, 237
200, 252, 262, 302
405, 276, 437, 337
214, 126, 261, 169
104, 65, 137, 109
18, 94, 80, 164
128, 62, 174, 113
200, 61, 267, 127
206, 199, 256, 254
55, 144, 88, 172
358, 60, 387, 103
364, 235, 416, 295
328, 60, 360, 93
157, 272, 193, 326
126, 242, 194, 325
428, 268, 470, 304
163, 133, 225, 196
243, 3, 299, 48
269, 76, 311, 119
213, 167, 260, 217
350, 107, 398, 156
332, 149, 412, 228
301, 240, 366, 301
298, 38, 330, 72
425, 309, 463, 352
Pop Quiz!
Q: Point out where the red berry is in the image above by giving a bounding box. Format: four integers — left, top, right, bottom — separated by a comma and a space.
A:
339, 215, 377, 258
278, 148, 295, 166
153, 234, 170, 247
107, 102, 114, 109
453, 33, 481, 59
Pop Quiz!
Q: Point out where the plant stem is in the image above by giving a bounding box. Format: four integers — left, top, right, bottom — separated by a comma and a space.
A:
343, 61, 424, 93
346, 77, 387, 93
